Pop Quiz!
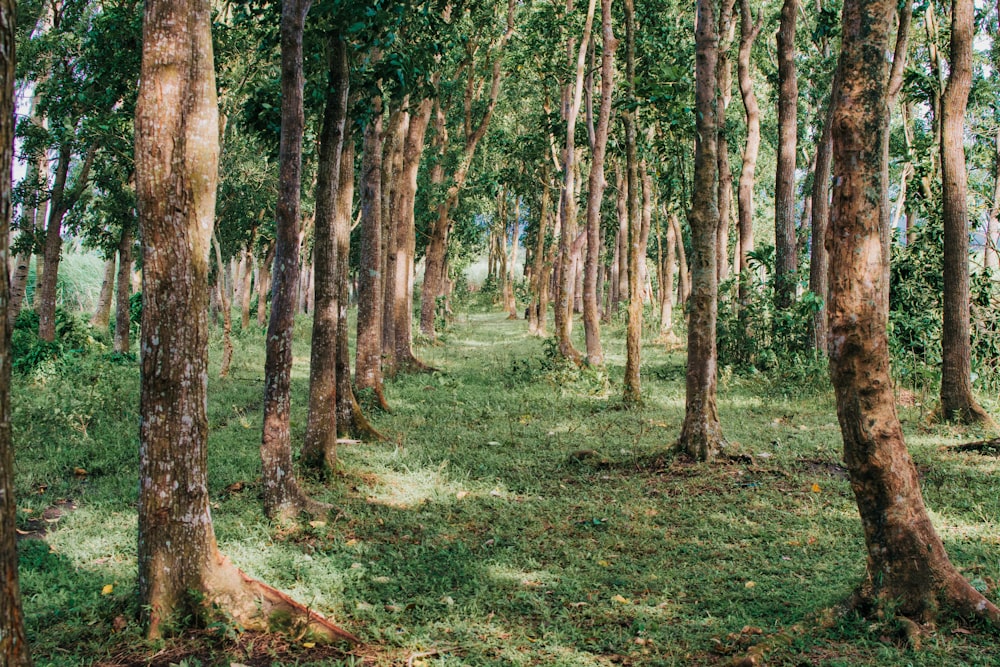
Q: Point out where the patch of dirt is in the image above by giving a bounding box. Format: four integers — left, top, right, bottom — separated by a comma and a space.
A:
16, 498, 78, 541
796, 458, 849, 479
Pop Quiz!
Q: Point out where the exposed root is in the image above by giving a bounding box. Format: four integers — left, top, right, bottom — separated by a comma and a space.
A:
206, 552, 359, 644
950, 438, 1000, 455
345, 395, 386, 442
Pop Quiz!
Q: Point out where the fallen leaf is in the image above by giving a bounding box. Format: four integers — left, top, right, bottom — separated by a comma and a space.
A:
302, 642, 316, 649
598, 560, 611, 567
611, 594, 631, 604
811, 483, 821, 493
308, 520, 327, 528
456, 491, 469, 500
952, 627, 973, 635
101, 584, 114, 595
345, 538, 358, 546
744, 581, 756, 589
73, 468, 87, 476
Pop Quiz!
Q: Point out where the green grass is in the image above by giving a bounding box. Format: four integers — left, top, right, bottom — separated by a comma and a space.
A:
12, 305, 1000, 666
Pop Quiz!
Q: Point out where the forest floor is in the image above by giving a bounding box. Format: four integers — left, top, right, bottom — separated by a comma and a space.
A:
13, 305, 1000, 666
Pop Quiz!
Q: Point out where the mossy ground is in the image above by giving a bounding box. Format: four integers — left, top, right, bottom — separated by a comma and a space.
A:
13, 306, 1000, 666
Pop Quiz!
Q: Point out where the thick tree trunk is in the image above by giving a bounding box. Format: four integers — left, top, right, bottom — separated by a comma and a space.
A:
678, 0, 726, 460
303, 34, 349, 472
939, 0, 991, 424
135, 0, 353, 640
829, 0, 1000, 625
260, 0, 327, 521
0, 0, 32, 659
773, 0, 798, 311
355, 97, 389, 410
91, 257, 116, 330
582, 0, 615, 365
114, 224, 133, 355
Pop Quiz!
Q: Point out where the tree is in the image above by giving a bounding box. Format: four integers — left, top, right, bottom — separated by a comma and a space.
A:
735, 0, 761, 300
828, 0, 1000, 624
939, 0, 991, 424
773, 0, 798, 311
581, 0, 614, 367
260, 0, 326, 520
622, 0, 642, 404
1, 0, 33, 659
677, 0, 726, 461
302, 32, 349, 472
134, 0, 355, 639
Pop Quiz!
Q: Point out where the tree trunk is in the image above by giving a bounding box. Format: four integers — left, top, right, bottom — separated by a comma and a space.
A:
808, 71, 837, 352
987, 127, 1000, 272
554, 0, 596, 362
773, 0, 798, 311
114, 224, 133, 355
622, 0, 643, 404
735, 0, 761, 297
828, 0, 1000, 625
37, 144, 95, 341
671, 212, 690, 306
303, 33, 349, 473
678, 0, 726, 461
716, 0, 736, 287
939, 0, 991, 424
256, 242, 273, 327
260, 0, 327, 521
528, 165, 553, 335
240, 242, 254, 330
382, 101, 407, 368
504, 197, 521, 319
8, 100, 47, 328
659, 208, 677, 342
392, 96, 433, 370
91, 257, 116, 330
355, 96, 389, 410
582, 0, 615, 365
212, 232, 234, 378
0, 0, 32, 658
135, 0, 354, 640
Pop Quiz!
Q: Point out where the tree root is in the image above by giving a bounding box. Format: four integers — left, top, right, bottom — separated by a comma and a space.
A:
950, 438, 1000, 455
344, 395, 386, 442
205, 552, 359, 644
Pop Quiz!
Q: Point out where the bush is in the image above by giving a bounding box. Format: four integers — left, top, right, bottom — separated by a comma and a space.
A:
11, 308, 101, 376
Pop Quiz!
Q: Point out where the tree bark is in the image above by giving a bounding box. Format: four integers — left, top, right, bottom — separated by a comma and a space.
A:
773, 0, 798, 311
528, 163, 554, 335
8, 95, 47, 329
91, 257, 116, 330
735, 0, 760, 296
382, 101, 407, 369
808, 71, 837, 352
939, 0, 991, 424
0, 0, 32, 658
355, 96, 389, 410
37, 144, 95, 341
114, 224, 133, 355
582, 0, 615, 365
829, 0, 1000, 625
302, 33, 349, 473
678, 0, 726, 460
135, 0, 354, 640
260, 0, 327, 521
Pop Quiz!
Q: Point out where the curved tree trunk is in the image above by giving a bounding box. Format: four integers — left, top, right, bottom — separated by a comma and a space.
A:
355, 96, 389, 411
91, 257, 116, 330
829, 0, 1000, 625
773, 0, 798, 311
0, 0, 32, 659
582, 0, 615, 366
114, 224, 133, 355
939, 0, 991, 424
302, 33, 349, 473
134, 0, 354, 640
260, 0, 327, 521
678, 0, 726, 461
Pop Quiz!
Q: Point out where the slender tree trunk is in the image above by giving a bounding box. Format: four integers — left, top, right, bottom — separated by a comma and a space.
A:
939, 0, 991, 424
528, 167, 553, 335
505, 198, 521, 319
0, 0, 32, 658
392, 96, 433, 370
8, 99, 47, 328
659, 208, 677, 341
37, 144, 95, 341
622, 0, 643, 404
382, 101, 406, 368
774, 0, 798, 310
808, 71, 837, 352
987, 128, 1000, 272
239, 241, 254, 330
554, 0, 596, 362
736, 0, 761, 298
212, 232, 233, 378
716, 0, 736, 287
583, 0, 615, 365
356, 96, 389, 410
678, 0, 726, 460
829, 0, 1000, 624
91, 257, 116, 330
257, 242, 273, 327
302, 33, 349, 472
671, 212, 690, 306
260, 0, 327, 521
114, 224, 133, 355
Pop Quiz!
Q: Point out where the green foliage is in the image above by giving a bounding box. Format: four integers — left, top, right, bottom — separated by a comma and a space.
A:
11, 308, 99, 376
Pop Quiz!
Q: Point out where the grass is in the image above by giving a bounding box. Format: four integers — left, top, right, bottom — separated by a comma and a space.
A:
11, 301, 1000, 666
